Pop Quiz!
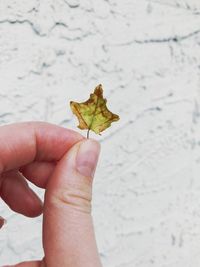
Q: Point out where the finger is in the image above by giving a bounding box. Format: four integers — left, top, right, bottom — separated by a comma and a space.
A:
0, 216, 6, 229
0, 170, 42, 217
3, 261, 42, 266
0, 122, 83, 174
43, 139, 102, 267
2, 259, 45, 267
20, 161, 56, 188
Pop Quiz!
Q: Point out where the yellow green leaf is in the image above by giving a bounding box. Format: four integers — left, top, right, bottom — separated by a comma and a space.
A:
70, 84, 120, 137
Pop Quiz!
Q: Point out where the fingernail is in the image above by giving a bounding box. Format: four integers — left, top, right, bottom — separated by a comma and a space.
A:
76, 139, 100, 178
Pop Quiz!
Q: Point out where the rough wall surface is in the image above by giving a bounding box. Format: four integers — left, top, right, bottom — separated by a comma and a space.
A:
0, 0, 200, 266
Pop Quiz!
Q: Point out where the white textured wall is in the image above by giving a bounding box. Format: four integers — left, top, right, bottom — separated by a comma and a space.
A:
0, 0, 200, 266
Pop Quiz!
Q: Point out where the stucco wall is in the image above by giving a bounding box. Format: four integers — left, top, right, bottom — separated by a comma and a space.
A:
0, 0, 200, 266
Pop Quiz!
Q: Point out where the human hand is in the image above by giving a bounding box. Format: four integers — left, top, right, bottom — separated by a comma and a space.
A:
0, 122, 102, 267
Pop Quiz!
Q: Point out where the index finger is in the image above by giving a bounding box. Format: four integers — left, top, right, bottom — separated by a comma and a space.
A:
0, 122, 83, 174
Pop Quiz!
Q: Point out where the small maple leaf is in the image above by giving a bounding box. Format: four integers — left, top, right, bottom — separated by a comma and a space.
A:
70, 84, 120, 138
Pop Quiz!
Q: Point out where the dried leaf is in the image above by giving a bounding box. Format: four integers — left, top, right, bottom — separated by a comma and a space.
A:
70, 84, 120, 137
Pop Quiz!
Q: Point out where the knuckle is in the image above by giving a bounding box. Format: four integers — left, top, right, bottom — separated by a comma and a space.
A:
49, 184, 92, 214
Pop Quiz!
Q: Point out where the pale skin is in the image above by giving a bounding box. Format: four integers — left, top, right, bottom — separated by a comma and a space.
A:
0, 122, 102, 267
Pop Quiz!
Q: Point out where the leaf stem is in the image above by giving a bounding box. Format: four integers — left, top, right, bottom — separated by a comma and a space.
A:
87, 129, 90, 139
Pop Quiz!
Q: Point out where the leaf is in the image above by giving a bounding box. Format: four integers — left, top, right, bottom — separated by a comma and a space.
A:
70, 84, 120, 137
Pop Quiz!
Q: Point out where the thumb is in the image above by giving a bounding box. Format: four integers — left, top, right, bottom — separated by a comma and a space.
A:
43, 139, 102, 267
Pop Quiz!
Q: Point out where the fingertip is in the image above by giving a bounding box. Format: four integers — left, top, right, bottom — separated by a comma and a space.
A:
0, 216, 6, 229
1, 171, 43, 218
25, 191, 43, 218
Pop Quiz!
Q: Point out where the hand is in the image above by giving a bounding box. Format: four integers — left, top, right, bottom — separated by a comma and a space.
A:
0, 122, 102, 267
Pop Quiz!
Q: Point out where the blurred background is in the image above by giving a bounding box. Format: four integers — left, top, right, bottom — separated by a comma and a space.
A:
0, 0, 200, 266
